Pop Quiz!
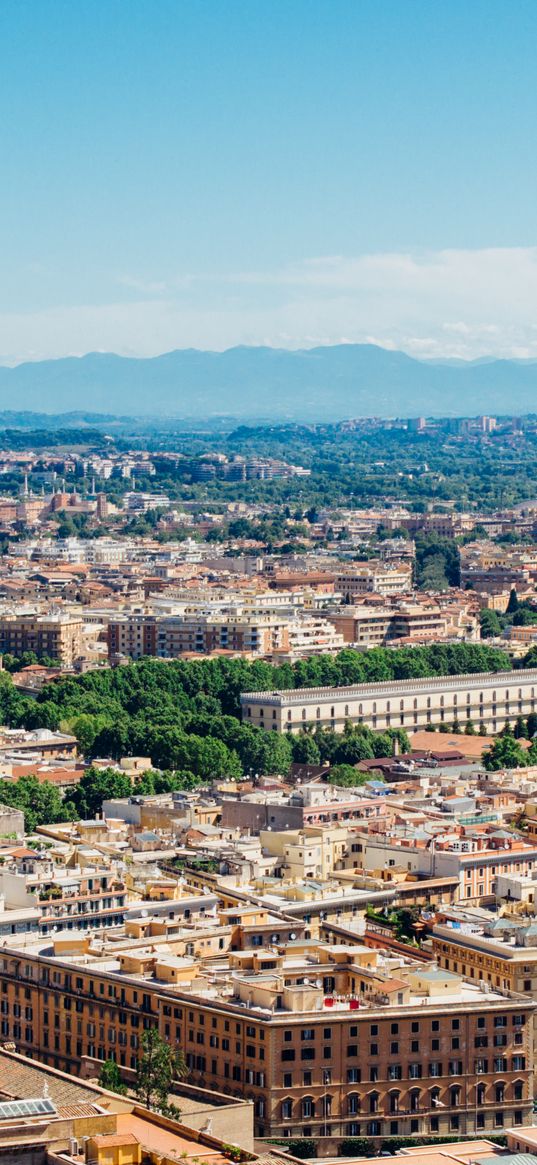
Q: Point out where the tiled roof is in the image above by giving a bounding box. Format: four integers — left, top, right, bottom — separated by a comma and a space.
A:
0, 1051, 98, 1108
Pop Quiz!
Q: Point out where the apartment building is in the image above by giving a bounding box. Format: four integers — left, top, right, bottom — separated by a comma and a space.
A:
327, 604, 448, 647
0, 934, 533, 1141
335, 564, 412, 599
108, 611, 343, 662
241, 668, 537, 734
431, 915, 537, 996
0, 613, 83, 665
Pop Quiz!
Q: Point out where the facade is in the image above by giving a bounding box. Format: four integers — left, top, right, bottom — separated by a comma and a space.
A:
431, 922, 537, 995
241, 668, 537, 734
327, 605, 448, 647
0, 938, 533, 1141
335, 565, 412, 598
108, 612, 344, 662
0, 614, 83, 665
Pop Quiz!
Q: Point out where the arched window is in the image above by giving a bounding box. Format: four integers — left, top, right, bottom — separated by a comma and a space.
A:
302, 1096, 315, 1119
427, 697, 431, 708
453, 694, 457, 705
322, 1095, 332, 1117
359, 703, 363, 715
369, 1092, 379, 1113
373, 702, 377, 713
348, 1094, 360, 1115
400, 699, 404, 711
389, 1091, 400, 1113
316, 707, 321, 719
331, 706, 335, 717
281, 1098, 293, 1120
410, 1089, 420, 1113
495, 1082, 505, 1104
430, 1087, 441, 1108
386, 700, 391, 712
440, 696, 444, 707
505, 690, 510, 700
513, 1080, 524, 1101
479, 692, 483, 702
287, 710, 292, 721
344, 704, 349, 716
302, 708, 306, 720
450, 1086, 461, 1107
413, 698, 418, 709
477, 1083, 486, 1105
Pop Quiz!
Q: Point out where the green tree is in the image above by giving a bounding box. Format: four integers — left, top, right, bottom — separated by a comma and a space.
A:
0, 775, 74, 832
98, 1060, 128, 1095
328, 764, 370, 787
291, 735, 321, 765
333, 734, 374, 765
482, 735, 528, 771
135, 1028, 187, 1113
507, 588, 519, 614
479, 609, 503, 639
68, 767, 133, 819
514, 715, 529, 739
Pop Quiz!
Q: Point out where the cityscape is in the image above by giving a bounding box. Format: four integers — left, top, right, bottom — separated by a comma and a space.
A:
3, 5, 537, 1165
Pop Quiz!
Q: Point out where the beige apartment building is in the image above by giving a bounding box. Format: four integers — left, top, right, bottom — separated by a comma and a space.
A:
241, 667, 537, 734
335, 564, 412, 599
327, 605, 448, 647
0, 614, 83, 665
108, 612, 344, 662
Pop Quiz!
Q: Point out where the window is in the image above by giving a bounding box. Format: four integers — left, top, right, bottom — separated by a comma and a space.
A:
281, 1099, 293, 1120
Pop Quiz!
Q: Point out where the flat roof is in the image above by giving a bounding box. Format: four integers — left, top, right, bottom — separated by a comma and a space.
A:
241, 668, 537, 703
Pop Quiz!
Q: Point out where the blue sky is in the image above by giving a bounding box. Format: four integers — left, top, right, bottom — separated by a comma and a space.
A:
1, 0, 537, 361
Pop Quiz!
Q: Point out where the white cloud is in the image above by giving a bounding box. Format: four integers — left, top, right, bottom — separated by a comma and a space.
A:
2, 246, 537, 363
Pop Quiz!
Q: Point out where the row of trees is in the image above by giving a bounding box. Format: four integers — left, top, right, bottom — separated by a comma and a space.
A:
0, 642, 526, 827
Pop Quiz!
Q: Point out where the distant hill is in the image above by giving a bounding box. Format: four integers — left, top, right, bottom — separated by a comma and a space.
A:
1, 344, 536, 419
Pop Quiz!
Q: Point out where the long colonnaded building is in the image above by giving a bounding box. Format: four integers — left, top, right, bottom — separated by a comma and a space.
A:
240, 668, 537, 734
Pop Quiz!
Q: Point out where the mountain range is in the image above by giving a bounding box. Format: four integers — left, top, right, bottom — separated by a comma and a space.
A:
0, 344, 536, 420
